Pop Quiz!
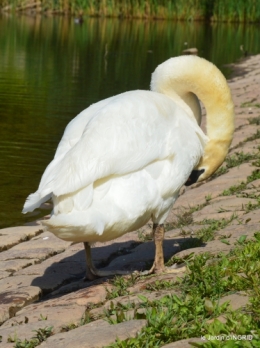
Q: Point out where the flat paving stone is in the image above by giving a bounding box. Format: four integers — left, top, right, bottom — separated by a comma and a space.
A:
232, 123, 260, 141
0, 270, 10, 280
247, 178, 260, 189
0, 259, 38, 273
0, 233, 72, 263
2, 304, 86, 329
0, 319, 61, 347
0, 275, 40, 293
0, 226, 43, 252
11, 231, 71, 252
0, 286, 41, 323
219, 292, 249, 311
192, 196, 257, 222
40, 319, 147, 348
161, 338, 207, 348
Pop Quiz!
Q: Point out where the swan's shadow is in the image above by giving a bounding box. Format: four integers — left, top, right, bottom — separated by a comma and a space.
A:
31, 236, 205, 300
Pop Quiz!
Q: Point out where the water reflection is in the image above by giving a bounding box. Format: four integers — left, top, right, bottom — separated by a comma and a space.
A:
0, 15, 260, 228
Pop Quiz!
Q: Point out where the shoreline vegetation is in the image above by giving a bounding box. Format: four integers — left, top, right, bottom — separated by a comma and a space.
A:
0, 0, 260, 22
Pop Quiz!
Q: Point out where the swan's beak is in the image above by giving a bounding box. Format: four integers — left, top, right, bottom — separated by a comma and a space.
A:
185, 169, 205, 186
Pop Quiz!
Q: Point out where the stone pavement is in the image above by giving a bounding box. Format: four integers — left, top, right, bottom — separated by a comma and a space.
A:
0, 55, 260, 347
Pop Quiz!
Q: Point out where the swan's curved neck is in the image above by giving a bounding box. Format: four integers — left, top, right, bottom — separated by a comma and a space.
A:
151, 55, 234, 180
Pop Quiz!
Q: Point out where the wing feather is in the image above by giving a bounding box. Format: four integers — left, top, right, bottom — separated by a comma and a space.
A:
29, 90, 207, 200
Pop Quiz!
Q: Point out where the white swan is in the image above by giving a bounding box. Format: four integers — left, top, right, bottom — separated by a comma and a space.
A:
22, 56, 234, 279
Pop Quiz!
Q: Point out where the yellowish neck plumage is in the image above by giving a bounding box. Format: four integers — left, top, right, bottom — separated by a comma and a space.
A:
151, 55, 235, 181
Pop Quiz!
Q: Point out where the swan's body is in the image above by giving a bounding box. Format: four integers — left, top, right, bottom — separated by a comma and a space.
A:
23, 56, 234, 278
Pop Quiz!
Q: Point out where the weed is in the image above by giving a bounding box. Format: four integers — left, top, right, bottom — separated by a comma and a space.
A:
205, 194, 212, 202
166, 252, 195, 267
246, 129, 260, 142
165, 210, 194, 230
106, 275, 137, 300
137, 229, 153, 242
38, 314, 47, 321
226, 152, 259, 168
243, 198, 260, 213
196, 215, 237, 242
211, 151, 260, 179
222, 169, 260, 196
145, 279, 176, 291
10, 326, 53, 348
240, 101, 260, 108
211, 166, 228, 179
61, 311, 93, 332
236, 234, 247, 245
165, 203, 208, 231
222, 182, 247, 196
249, 115, 260, 125
104, 301, 137, 324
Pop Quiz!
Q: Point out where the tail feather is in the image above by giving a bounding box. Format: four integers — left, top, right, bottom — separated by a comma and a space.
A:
22, 192, 52, 213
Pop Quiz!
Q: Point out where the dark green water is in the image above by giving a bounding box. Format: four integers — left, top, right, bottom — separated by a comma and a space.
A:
1, 14, 260, 229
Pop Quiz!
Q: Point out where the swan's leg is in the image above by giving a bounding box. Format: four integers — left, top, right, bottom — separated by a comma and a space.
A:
153, 223, 166, 272
83, 242, 130, 280
141, 223, 165, 275
141, 223, 186, 275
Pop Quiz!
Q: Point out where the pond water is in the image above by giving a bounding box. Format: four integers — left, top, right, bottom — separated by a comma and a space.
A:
1, 14, 260, 229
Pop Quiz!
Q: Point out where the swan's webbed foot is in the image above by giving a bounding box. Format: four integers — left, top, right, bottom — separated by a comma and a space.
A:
83, 242, 131, 281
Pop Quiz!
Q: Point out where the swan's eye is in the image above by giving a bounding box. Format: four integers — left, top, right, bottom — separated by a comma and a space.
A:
185, 169, 205, 186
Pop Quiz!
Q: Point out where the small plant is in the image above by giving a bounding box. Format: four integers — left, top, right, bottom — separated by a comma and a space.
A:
38, 314, 47, 321
61, 311, 93, 332
106, 275, 137, 300
32, 327, 53, 343
249, 115, 260, 125
205, 194, 212, 202
246, 130, 260, 142
145, 279, 176, 291
196, 215, 237, 242
10, 326, 53, 348
165, 203, 208, 231
240, 101, 260, 108
244, 198, 260, 213
137, 229, 153, 242
211, 151, 260, 179
222, 169, 260, 196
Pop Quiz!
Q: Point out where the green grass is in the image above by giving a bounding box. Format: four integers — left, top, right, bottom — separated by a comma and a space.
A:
241, 101, 260, 108
196, 215, 237, 242
249, 116, 260, 126
211, 151, 260, 179
246, 130, 260, 142
8, 326, 53, 348
222, 169, 260, 196
106, 274, 138, 300
165, 203, 209, 231
105, 232, 260, 347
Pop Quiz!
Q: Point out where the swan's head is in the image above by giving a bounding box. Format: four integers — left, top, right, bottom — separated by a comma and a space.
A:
185, 137, 232, 186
